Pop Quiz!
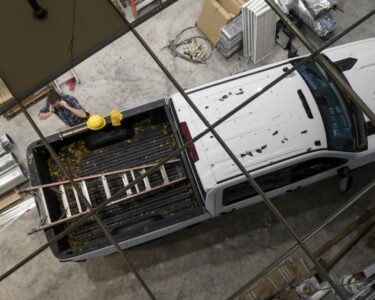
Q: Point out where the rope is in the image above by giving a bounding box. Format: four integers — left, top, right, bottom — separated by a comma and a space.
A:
163, 26, 213, 64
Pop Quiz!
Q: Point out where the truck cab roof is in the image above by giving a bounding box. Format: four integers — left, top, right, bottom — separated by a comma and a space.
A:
171, 60, 327, 192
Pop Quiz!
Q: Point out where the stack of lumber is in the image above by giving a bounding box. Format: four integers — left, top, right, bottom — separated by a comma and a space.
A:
0, 190, 22, 212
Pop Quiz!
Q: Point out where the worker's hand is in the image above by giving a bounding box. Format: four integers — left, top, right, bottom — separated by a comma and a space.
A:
49, 105, 55, 113
60, 100, 69, 108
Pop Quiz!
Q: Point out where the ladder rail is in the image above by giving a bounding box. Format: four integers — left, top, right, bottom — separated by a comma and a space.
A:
23, 159, 181, 191
32, 176, 187, 232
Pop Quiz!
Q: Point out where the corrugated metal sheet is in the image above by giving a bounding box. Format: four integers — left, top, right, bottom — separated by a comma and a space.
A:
242, 0, 277, 63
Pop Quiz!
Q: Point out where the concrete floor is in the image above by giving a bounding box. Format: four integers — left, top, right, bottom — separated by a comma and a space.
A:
0, 0, 374, 299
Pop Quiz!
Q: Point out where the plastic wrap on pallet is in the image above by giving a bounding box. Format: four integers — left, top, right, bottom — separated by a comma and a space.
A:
221, 15, 243, 41
302, 0, 334, 19
275, 0, 298, 14
293, 1, 335, 37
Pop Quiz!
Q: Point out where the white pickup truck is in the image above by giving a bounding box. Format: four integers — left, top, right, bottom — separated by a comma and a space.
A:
27, 38, 375, 262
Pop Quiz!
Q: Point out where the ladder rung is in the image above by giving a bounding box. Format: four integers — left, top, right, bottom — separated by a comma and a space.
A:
101, 176, 111, 199
121, 174, 133, 195
38, 187, 51, 224
130, 170, 140, 193
141, 169, 151, 190
72, 187, 83, 213
59, 185, 72, 217
160, 165, 169, 184
80, 181, 91, 208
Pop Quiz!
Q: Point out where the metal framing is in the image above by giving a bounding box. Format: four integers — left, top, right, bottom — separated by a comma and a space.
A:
0, 1, 374, 299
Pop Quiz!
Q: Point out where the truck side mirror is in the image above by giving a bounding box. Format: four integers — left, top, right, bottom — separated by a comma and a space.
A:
338, 167, 352, 193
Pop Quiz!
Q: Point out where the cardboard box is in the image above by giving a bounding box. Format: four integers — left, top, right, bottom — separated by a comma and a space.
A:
218, 0, 246, 15
196, 0, 245, 46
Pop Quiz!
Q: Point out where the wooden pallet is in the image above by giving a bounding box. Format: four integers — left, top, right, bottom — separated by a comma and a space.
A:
4, 84, 54, 120
0, 78, 14, 109
0, 190, 22, 212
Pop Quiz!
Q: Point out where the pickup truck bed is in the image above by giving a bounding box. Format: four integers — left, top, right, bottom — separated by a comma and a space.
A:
27, 100, 206, 260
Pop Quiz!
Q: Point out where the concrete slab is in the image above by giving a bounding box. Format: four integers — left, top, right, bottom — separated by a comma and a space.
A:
0, 0, 374, 299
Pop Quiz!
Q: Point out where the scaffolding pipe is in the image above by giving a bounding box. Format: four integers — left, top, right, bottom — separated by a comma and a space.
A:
0, 153, 19, 176
121, 9, 348, 300
227, 177, 375, 299
0, 145, 7, 157
0, 166, 28, 196
0, 7, 373, 300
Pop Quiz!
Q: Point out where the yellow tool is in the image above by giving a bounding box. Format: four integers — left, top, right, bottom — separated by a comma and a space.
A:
87, 114, 106, 130
109, 109, 124, 126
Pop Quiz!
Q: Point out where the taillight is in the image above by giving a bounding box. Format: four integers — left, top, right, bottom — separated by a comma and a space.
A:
180, 122, 199, 162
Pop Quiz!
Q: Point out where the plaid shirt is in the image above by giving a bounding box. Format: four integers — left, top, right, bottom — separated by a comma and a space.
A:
40, 94, 86, 127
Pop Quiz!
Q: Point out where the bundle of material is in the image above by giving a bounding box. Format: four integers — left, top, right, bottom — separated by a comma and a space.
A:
274, 0, 298, 14
275, 0, 337, 38
293, 0, 336, 37
218, 15, 243, 58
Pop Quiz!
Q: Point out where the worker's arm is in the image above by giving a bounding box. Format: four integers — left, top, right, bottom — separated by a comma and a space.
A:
38, 105, 54, 120
60, 100, 87, 119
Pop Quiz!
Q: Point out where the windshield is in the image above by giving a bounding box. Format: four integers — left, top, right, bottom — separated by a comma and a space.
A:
296, 60, 357, 152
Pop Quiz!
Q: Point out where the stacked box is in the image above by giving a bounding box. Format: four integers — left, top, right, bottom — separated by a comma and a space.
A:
218, 15, 243, 58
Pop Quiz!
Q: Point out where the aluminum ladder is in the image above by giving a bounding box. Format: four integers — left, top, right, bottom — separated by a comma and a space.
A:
26, 159, 185, 233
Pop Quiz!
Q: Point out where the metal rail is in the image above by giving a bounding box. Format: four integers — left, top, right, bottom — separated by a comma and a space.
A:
0, 4, 372, 286
120, 6, 375, 299
227, 177, 375, 300
0, 3, 373, 300
30, 176, 187, 233
21, 159, 180, 191
7, 96, 157, 300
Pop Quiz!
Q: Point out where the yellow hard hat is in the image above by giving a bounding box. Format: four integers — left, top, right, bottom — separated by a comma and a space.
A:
87, 114, 106, 130
109, 109, 124, 126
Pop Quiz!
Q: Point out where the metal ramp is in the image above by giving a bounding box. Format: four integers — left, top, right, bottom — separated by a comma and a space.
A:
25, 159, 185, 233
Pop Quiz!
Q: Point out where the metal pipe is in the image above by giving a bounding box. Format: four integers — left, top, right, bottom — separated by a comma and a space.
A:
122, 9, 347, 300
0, 166, 28, 196
227, 177, 375, 300
0, 145, 7, 157
6, 84, 156, 299
1, 7, 373, 295
0, 153, 19, 176
0, 134, 13, 151
265, 0, 375, 124
26, 0, 47, 20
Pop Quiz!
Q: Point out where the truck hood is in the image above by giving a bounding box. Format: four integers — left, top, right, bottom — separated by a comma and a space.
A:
171, 62, 327, 191
323, 38, 375, 122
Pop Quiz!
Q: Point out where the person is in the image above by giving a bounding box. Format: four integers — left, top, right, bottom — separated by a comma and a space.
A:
38, 90, 89, 127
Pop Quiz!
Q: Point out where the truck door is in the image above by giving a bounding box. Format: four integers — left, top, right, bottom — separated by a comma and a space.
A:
211, 156, 348, 215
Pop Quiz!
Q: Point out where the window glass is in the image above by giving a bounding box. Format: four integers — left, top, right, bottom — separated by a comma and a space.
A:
296, 61, 357, 152
223, 157, 347, 206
